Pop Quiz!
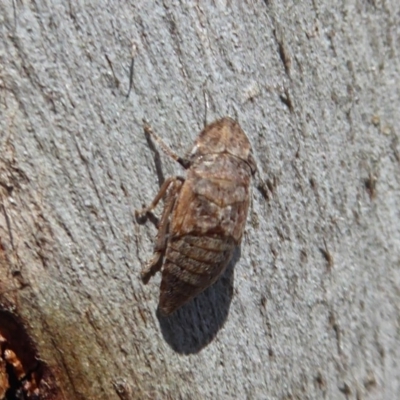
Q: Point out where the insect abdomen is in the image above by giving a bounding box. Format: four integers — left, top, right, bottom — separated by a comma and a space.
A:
158, 234, 235, 315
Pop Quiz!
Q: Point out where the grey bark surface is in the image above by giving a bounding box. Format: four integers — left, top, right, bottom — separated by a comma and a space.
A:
0, 1, 399, 399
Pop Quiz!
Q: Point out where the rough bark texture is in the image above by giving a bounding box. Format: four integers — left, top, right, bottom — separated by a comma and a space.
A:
0, 1, 399, 399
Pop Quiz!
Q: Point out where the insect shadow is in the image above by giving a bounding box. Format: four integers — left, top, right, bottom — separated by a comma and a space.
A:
143, 122, 166, 187
157, 246, 239, 354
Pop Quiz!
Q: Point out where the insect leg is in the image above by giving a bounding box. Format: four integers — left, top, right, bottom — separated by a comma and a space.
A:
135, 177, 181, 218
143, 120, 190, 169
140, 177, 184, 283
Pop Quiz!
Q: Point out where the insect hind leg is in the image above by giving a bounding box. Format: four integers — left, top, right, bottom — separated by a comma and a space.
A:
139, 177, 184, 283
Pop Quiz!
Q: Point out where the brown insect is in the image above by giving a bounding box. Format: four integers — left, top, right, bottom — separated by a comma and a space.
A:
136, 117, 256, 315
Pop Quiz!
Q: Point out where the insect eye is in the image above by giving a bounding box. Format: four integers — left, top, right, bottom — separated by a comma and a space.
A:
178, 157, 191, 169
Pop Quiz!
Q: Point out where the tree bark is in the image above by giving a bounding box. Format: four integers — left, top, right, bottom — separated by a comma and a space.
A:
0, 1, 399, 399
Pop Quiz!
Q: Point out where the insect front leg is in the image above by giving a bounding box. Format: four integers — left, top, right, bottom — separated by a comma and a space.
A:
143, 120, 190, 169
137, 177, 184, 283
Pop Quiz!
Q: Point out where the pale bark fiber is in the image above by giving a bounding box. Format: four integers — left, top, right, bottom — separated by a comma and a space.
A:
0, 1, 399, 399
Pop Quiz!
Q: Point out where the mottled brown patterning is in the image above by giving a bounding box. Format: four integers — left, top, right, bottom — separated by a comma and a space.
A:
136, 117, 256, 315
